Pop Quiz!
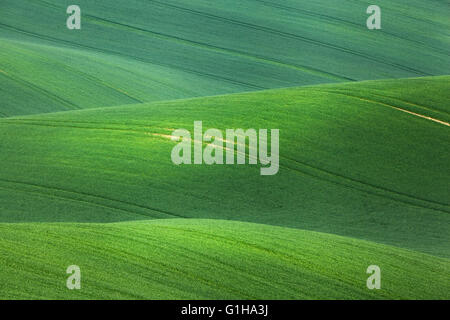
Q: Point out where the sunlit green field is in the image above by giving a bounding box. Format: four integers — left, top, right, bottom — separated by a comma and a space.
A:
0, 0, 449, 299
1, 219, 449, 299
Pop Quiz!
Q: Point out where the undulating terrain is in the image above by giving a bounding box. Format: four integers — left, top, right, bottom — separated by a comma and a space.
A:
0, 0, 449, 299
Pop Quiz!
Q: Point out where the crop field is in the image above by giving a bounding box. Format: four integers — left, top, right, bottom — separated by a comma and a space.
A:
0, 0, 449, 299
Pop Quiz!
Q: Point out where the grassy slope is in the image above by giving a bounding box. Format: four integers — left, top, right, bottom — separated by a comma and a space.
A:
0, 39, 244, 116
1, 219, 449, 299
1, 0, 449, 116
1, 0, 449, 300
0, 76, 448, 260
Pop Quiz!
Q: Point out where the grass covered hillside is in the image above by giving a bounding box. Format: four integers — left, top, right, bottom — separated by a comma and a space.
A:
1, 220, 448, 299
0, 0, 449, 300
1, 0, 449, 116
0, 76, 449, 299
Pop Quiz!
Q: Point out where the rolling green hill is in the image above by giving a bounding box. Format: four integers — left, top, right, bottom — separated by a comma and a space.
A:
1, 0, 449, 116
1, 219, 448, 299
0, 0, 449, 300
0, 76, 449, 299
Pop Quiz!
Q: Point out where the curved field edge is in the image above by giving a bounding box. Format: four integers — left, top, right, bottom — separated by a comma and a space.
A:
0, 219, 448, 300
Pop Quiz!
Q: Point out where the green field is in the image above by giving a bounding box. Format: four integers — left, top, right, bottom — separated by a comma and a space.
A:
1, 0, 449, 116
1, 220, 449, 299
0, 76, 449, 299
0, 0, 449, 299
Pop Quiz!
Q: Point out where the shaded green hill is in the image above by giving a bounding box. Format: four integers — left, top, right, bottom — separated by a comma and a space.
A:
1, 219, 448, 299
1, 0, 449, 116
0, 38, 242, 116
0, 76, 448, 259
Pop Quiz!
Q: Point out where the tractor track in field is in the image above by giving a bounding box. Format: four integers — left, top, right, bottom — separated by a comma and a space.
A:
85, 14, 352, 82
282, 157, 450, 214
0, 40, 200, 110
323, 90, 450, 126
1, 41, 144, 105
0, 183, 156, 220
2, 122, 448, 215
1, 117, 448, 214
0, 139, 239, 213
0, 178, 186, 219
147, 0, 430, 76
31, 0, 353, 82
0, 118, 175, 130
0, 68, 80, 110
0, 23, 265, 91
367, 92, 450, 117
30, 0, 432, 80
251, 0, 450, 57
